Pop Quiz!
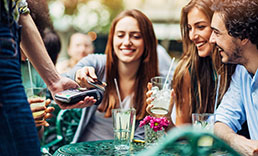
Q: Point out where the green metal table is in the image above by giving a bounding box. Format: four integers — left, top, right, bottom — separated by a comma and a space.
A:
53, 126, 240, 156
53, 140, 145, 156
52, 140, 236, 156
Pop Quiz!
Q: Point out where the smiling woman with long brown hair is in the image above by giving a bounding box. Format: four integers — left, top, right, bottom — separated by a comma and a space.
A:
64, 9, 159, 142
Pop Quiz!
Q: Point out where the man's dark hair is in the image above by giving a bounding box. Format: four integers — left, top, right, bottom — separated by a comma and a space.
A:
211, 0, 258, 49
43, 28, 61, 65
27, 0, 61, 64
27, 0, 53, 36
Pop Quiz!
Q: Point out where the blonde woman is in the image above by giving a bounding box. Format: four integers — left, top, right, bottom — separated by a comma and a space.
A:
147, 0, 236, 128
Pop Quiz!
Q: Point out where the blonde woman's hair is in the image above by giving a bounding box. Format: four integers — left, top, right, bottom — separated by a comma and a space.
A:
173, 0, 236, 118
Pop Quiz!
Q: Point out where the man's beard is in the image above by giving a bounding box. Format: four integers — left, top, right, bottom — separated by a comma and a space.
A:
217, 40, 245, 65
226, 40, 245, 65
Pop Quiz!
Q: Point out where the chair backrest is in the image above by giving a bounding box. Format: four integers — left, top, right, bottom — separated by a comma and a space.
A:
41, 108, 82, 154
56, 108, 82, 144
136, 125, 241, 156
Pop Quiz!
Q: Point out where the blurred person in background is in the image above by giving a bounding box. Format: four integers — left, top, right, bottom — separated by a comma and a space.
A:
42, 28, 61, 65
157, 44, 174, 78
56, 33, 94, 73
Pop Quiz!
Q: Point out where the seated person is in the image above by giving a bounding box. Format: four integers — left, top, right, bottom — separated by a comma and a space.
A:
56, 33, 94, 73
28, 98, 54, 138
146, 0, 235, 129
63, 9, 160, 143
209, 0, 258, 155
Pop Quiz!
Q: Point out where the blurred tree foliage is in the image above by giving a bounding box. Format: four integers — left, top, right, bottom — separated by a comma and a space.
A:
47, 0, 124, 34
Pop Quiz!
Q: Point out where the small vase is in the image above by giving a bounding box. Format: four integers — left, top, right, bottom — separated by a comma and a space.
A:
144, 125, 165, 147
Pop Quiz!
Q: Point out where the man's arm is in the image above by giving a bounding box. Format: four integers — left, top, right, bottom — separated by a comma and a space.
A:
19, 13, 60, 89
18, 13, 96, 109
215, 66, 258, 155
215, 122, 258, 156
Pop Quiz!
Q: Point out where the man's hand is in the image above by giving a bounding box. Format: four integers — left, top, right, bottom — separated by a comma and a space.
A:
49, 76, 97, 109
238, 140, 258, 156
230, 136, 258, 156
215, 122, 258, 156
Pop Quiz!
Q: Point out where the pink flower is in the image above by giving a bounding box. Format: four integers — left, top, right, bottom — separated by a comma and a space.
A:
150, 118, 163, 132
139, 115, 170, 132
160, 117, 170, 128
139, 115, 153, 127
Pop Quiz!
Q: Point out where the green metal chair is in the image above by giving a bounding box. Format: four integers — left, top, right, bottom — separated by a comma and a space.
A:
136, 125, 241, 156
41, 108, 82, 154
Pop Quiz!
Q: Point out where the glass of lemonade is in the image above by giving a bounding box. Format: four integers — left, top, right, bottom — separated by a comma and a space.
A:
150, 76, 172, 116
25, 87, 47, 118
192, 113, 216, 146
112, 108, 136, 151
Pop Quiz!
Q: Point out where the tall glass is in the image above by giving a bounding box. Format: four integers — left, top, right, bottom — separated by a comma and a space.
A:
150, 76, 172, 116
192, 113, 216, 146
25, 87, 47, 118
112, 108, 136, 151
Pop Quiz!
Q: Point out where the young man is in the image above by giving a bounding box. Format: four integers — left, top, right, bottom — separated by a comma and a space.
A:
209, 0, 258, 155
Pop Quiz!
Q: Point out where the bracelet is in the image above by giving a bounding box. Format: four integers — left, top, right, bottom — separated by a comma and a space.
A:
18, 0, 30, 14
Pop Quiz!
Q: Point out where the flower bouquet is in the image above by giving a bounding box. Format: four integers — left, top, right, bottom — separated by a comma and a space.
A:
139, 116, 170, 146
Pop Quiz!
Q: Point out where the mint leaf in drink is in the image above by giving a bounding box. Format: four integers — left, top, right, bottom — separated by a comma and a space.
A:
201, 121, 208, 128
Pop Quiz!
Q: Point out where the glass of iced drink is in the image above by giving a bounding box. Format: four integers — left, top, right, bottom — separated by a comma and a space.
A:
112, 108, 136, 151
150, 76, 172, 116
25, 87, 47, 118
192, 113, 216, 146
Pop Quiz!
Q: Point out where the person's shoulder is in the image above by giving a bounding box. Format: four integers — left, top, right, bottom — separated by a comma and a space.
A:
76, 53, 107, 69
56, 59, 70, 73
87, 53, 106, 58
157, 44, 167, 53
229, 65, 251, 86
234, 65, 249, 76
57, 59, 70, 65
236, 64, 245, 71
82, 53, 107, 62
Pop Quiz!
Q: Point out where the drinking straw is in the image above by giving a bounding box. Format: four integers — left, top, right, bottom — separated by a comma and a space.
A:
163, 57, 175, 89
27, 59, 34, 95
114, 78, 122, 109
214, 75, 221, 113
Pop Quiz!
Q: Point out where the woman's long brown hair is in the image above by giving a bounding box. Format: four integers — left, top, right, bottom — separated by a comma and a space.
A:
173, 0, 236, 119
98, 9, 159, 120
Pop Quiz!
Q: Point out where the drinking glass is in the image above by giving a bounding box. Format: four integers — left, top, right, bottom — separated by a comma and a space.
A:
25, 87, 47, 118
192, 113, 216, 146
112, 108, 136, 151
150, 76, 172, 116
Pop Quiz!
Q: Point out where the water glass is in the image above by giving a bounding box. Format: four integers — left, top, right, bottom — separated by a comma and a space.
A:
112, 108, 136, 151
25, 87, 47, 118
192, 113, 216, 146
150, 76, 172, 116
